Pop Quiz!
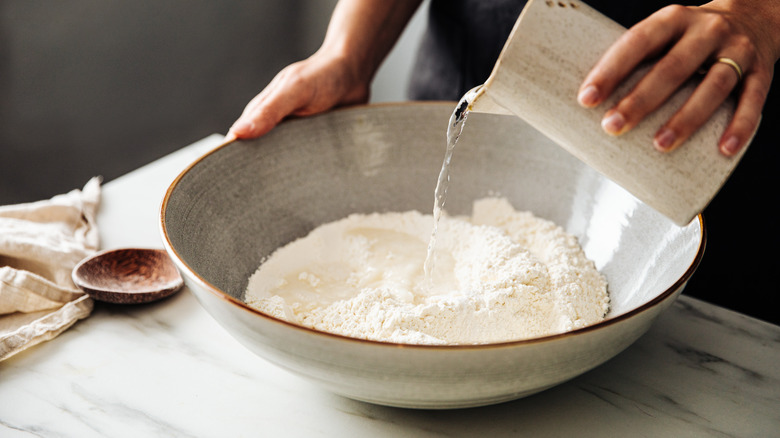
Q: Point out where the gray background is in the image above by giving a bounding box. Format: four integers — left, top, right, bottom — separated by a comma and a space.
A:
0, 0, 427, 204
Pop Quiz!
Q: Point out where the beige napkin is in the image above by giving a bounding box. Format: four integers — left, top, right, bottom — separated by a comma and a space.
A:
0, 177, 101, 361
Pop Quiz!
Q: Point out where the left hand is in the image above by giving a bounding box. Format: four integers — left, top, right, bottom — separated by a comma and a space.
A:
577, 1, 780, 156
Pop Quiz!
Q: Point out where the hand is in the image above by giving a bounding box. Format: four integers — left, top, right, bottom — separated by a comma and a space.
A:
227, 0, 422, 141
578, 1, 780, 156
227, 51, 370, 140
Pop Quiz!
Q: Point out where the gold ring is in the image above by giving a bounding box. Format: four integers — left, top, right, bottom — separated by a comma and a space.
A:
716, 57, 743, 82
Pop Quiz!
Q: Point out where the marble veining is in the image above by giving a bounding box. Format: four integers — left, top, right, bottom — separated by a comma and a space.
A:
1, 135, 778, 437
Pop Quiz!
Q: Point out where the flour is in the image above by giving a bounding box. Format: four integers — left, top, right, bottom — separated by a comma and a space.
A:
245, 198, 609, 345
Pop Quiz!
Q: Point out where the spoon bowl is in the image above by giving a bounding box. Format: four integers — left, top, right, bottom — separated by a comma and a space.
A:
72, 248, 184, 304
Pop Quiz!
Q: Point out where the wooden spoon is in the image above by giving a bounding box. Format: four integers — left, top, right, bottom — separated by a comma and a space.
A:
72, 248, 183, 304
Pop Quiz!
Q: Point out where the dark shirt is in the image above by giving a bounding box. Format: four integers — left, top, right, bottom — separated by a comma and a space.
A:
409, 0, 701, 100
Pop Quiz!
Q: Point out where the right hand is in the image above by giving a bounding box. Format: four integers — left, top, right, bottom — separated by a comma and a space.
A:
227, 51, 371, 140
577, 1, 780, 156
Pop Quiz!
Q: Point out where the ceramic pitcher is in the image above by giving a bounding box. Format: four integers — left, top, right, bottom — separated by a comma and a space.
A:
469, 0, 754, 226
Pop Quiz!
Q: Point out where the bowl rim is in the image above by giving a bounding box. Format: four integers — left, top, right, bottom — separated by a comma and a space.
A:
159, 102, 707, 351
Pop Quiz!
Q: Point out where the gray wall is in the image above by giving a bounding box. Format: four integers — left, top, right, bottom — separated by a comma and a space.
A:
0, 0, 427, 205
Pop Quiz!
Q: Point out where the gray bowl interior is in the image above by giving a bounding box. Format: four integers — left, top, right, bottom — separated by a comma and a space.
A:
164, 103, 703, 319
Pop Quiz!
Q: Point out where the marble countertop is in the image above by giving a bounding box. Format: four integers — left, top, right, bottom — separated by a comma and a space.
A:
1, 134, 778, 437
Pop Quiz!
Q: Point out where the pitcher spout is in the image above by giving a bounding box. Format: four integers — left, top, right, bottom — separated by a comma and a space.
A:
464, 85, 513, 116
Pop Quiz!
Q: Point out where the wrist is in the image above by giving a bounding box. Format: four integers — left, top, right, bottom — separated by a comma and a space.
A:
319, 0, 423, 86
312, 43, 375, 93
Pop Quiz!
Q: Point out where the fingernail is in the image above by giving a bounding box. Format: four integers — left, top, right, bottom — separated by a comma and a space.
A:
654, 128, 677, 151
720, 136, 740, 156
230, 120, 256, 135
601, 112, 626, 135
578, 85, 600, 107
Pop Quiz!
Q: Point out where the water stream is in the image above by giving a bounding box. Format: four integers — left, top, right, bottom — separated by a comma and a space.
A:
423, 87, 481, 287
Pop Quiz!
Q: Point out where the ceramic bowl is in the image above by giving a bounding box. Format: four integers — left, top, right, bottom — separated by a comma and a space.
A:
161, 103, 704, 409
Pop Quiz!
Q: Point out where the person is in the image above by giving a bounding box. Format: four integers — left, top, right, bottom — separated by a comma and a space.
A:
227, 0, 779, 323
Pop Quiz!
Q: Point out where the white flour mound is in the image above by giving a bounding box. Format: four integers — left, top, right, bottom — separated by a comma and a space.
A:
245, 198, 609, 345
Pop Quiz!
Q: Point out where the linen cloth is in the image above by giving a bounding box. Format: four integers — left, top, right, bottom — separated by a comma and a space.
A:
0, 178, 100, 361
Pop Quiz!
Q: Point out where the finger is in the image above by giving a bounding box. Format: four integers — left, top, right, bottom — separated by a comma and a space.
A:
227, 86, 281, 139
718, 72, 770, 156
229, 69, 313, 139
229, 95, 291, 140
578, 5, 689, 107
652, 59, 740, 152
244, 85, 307, 137
223, 131, 238, 143
602, 33, 721, 136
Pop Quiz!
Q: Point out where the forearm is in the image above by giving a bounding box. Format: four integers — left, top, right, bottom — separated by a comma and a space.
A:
319, 0, 424, 83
